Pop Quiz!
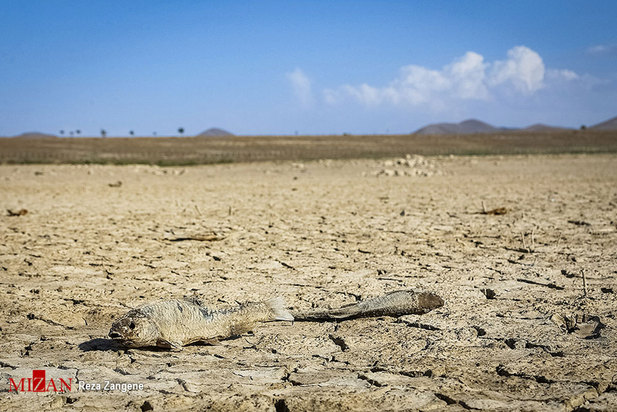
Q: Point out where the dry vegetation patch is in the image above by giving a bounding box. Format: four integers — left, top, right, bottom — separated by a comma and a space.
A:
1, 130, 616, 165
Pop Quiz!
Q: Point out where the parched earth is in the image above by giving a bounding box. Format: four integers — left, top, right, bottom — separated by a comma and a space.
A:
1, 154, 616, 411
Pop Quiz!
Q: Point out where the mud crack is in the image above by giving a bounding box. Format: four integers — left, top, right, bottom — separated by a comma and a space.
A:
496, 364, 555, 384
328, 334, 349, 352
398, 319, 441, 331
357, 373, 384, 387
434, 393, 477, 410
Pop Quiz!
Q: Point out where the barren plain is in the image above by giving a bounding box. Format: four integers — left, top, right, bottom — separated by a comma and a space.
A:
1, 154, 617, 411
1, 130, 617, 165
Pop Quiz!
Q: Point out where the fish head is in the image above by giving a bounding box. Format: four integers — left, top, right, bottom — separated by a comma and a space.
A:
108, 309, 159, 347
416, 292, 444, 313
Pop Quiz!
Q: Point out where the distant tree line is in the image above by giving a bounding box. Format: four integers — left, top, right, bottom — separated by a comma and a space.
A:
59, 129, 81, 136
57, 128, 188, 137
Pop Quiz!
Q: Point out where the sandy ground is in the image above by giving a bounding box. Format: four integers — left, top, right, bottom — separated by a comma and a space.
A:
1, 154, 616, 411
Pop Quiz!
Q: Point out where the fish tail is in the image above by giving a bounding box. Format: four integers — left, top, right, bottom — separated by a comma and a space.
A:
266, 297, 294, 321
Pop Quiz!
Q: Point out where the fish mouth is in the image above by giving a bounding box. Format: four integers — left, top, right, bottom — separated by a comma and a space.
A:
108, 331, 123, 339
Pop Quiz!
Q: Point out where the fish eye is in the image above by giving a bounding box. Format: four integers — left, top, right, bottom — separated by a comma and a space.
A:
129, 321, 136, 330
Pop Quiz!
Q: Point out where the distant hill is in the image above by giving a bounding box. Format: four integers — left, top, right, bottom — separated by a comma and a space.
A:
195, 128, 234, 137
12, 132, 58, 139
590, 115, 617, 130
414, 119, 497, 135
413, 119, 584, 135
523, 124, 571, 132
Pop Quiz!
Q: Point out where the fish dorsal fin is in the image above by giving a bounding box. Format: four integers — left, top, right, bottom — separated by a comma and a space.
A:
183, 296, 204, 306
266, 297, 294, 321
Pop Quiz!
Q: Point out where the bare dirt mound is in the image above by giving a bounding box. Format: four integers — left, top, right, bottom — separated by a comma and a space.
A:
12, 132, 58, 139
591, 115, 617, 131
195, 128, 234, 137
414, 119, 498, 135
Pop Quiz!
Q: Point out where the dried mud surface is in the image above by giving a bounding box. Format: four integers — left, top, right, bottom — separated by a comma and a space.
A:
1, 154, 617, 411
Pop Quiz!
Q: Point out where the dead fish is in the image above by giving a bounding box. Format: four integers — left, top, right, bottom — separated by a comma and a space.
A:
109, 290, 443, 351
291, 290, 444, 321
109, 297, 293, 351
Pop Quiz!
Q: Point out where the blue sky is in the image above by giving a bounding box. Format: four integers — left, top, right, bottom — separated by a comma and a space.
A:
1, 1, 616, 136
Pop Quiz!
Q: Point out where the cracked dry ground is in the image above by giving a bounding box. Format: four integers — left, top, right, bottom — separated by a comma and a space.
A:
1, 154, 616, 411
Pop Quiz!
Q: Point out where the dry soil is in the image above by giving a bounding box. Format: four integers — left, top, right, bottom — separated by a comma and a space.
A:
1, 154, 616, 411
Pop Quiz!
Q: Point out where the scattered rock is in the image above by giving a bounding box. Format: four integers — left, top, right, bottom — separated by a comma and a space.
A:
7, 208, 28, 216
141, 400, 154, 412
551, 313, 605, 338
481, 288, 496, 299
373, 154, 441, 177
480, 201, 507, 215
483, 207, 508, 215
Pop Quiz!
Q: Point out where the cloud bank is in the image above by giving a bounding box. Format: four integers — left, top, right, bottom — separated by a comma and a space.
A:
321, 46, 579, 110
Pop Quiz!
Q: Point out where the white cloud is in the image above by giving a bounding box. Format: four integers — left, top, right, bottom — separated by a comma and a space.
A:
587, 44, 617, 56
324, 64, 452, 108
446, 51, 489, 99
489, 46, 545, 94
323, 46, 577, 110
388, 65, 450, 104
547, 69, 579, 81
286, 68, 313, 106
